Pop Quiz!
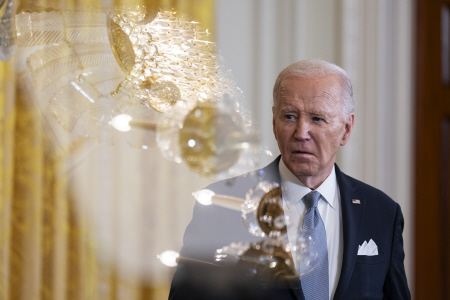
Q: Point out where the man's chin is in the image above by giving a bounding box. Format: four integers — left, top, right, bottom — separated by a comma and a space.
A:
292, 168, 317, 178
286, 162, 318, 178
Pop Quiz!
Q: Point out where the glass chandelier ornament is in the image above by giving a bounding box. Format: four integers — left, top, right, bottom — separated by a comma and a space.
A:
177, 101, 243, 176
46, 66, 125, 133
109, 90, 263, 177
241, 181, 287, 238
215, 181, 296, 282
15, 9, 131, 145
237, 240, 296, 282
16, 10, 109, 48
108, 8, 231, 113
156, 93, 261, 177
214, 180, 322, 280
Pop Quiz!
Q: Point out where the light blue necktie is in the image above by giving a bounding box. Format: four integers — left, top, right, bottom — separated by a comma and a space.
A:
299, 190, 329, 300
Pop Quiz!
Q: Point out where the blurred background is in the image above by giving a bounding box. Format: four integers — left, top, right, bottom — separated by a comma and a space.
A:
0, 0, 447, 299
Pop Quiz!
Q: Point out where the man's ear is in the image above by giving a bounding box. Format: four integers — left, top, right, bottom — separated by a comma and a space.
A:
340, 113, 354, 146
272, 106, 277, 140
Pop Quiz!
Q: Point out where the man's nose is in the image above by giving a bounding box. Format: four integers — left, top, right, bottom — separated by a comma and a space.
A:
294, 118, 311, 140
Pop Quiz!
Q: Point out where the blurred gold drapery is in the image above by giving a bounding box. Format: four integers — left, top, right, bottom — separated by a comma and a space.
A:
0, 0, 214, 299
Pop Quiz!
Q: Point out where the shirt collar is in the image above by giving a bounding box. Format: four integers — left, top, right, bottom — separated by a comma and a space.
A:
279, 158, 337, 209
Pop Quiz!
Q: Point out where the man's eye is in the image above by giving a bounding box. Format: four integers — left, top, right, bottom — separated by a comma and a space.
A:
285, 115, 295, 120
312, 117, 324, 122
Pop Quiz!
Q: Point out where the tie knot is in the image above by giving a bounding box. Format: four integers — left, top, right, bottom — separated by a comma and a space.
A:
302, 190, 321, 210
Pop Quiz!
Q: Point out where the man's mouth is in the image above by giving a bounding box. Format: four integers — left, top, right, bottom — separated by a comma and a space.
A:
292, 150, 314, 156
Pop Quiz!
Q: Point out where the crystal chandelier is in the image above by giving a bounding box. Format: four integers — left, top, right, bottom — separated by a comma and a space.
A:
14, 5, 268, 176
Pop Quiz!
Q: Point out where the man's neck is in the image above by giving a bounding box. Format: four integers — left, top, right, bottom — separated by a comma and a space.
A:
295, 166, 334, 190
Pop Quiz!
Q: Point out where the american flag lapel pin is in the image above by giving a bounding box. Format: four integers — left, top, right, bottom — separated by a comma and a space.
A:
352, 199, 361, 204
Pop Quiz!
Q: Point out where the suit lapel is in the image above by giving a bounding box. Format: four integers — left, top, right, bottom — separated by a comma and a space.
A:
262, 155, 282, 184
332, 165, 365, 299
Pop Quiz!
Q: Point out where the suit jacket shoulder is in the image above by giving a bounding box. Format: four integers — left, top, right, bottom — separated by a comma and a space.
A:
178, 158, 282, 262
335, 164, 400, 222
336, 164, 395, 201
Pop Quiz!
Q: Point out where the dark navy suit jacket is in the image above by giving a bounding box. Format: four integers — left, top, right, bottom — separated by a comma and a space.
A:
169, 157, 411, 299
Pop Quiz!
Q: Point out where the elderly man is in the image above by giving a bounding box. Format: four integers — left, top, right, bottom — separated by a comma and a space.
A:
169, 60, 410, 300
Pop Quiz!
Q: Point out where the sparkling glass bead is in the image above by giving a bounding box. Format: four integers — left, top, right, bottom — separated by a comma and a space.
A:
242, 181, 280, 237
257, 187, 287, 237
146, 80, 181, 112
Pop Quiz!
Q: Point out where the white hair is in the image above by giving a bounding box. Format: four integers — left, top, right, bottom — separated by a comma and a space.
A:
273, 59, 355, 119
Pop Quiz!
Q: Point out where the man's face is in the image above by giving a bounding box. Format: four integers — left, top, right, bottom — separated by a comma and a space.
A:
272, 74, 354, 187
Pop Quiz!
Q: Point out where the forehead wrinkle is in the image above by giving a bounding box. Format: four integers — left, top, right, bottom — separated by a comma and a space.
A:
279, 103, 334, 118
306, 107, 334, 118
280, 85, 340, 102
279, 87, 294, 99
277, 77, 344, 116
322, 89, 340, 102
311, 91, 343, 115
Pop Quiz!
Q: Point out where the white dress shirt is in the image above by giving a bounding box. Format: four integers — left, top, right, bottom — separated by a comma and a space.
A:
279, 159, 343, 299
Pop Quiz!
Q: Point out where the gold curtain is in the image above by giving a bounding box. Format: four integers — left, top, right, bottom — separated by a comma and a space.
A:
0, 0, 214, 299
